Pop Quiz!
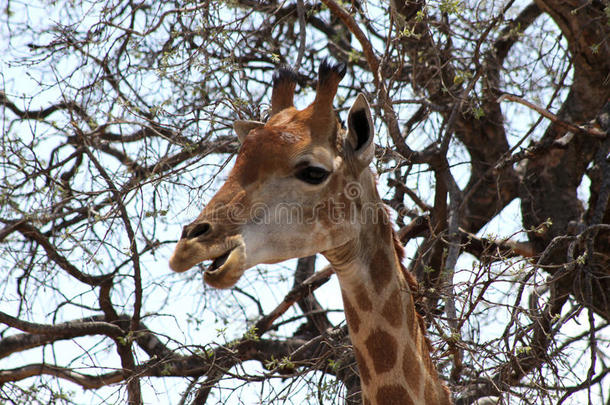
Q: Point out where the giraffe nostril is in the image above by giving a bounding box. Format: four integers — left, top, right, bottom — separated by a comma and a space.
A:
186, 222, 211, 239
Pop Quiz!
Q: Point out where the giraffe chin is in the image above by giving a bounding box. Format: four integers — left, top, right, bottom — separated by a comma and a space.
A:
203, 243, 247, 289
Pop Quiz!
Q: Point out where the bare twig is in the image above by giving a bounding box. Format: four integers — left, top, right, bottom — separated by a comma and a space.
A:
77, 127, 144, 404
497, 94, 607, 138
294, 0, 307, 71
13, 222, 112, 286
320, 0, 417, 161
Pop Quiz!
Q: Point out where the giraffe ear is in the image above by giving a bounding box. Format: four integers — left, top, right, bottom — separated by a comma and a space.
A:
234, 120, 264, 143
345, 93, 374, 166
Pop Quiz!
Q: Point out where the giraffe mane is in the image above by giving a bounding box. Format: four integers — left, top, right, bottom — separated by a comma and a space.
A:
391, 225, 439, 370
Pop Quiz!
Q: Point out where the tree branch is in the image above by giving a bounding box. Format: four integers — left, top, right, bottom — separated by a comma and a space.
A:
0, 364, 125, 389
0, 314, 173, 361
0, 312, 124, 339
0, 91, 90, 122
254, 265, 334, 338
292, 256, 333, 335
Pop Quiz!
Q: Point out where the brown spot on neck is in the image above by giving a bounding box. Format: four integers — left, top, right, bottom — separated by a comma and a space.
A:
356, 286, 373, 312
375, 384, 414, 405
370, 247, 393, 293
381, 289, 404, 328
364, 328, 398, 374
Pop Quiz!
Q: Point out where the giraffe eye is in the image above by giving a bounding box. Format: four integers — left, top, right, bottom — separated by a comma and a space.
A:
295, 166, 330, 185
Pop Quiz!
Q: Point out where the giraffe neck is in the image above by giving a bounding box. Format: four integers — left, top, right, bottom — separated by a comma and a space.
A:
324, 209, 451, 405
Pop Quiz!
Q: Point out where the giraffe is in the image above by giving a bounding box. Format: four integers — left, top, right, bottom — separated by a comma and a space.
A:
169, 60, 452, 405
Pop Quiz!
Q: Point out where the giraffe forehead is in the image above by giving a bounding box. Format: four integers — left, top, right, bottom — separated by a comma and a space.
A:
242, 125, 309, 158
232, 125, 337, 187
267, 104, 341, 143
230, 127, 309, 187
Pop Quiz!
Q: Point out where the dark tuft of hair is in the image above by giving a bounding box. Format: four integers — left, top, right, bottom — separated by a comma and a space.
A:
391, 227, 437, 366
273, 65, 298, 86
318, 58, 347, 83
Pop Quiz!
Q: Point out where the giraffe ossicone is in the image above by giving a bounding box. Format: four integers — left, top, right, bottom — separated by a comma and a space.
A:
170, 59, 452, 405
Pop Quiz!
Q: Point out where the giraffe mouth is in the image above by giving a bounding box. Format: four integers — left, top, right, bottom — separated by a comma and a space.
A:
206, 249, 232, 273
202, 242, 248, 289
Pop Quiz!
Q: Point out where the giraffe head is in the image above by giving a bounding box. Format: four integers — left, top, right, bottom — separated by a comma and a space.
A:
169, 60, 376, 288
